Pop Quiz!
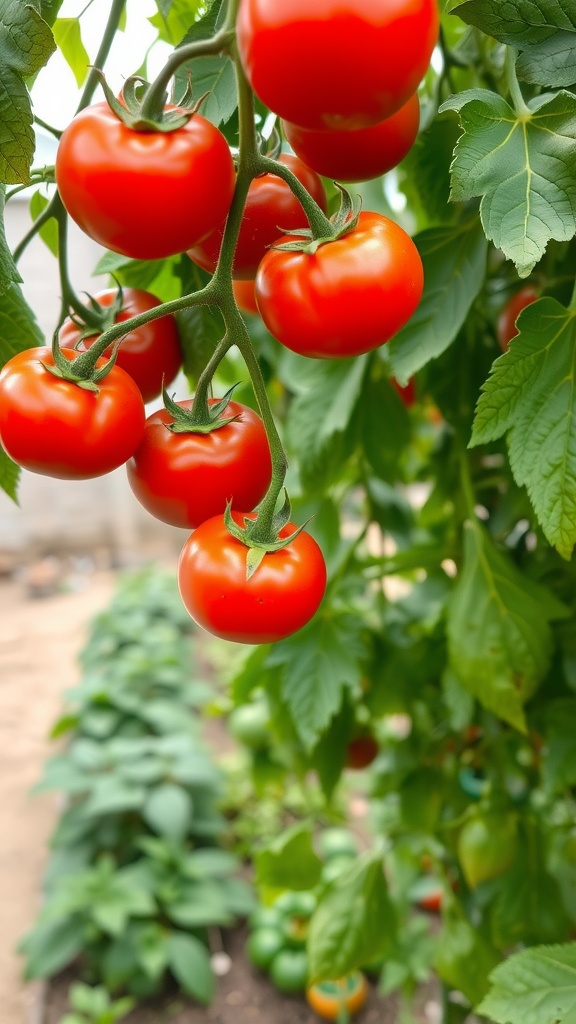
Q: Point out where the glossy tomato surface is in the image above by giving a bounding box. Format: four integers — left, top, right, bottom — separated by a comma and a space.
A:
237, 0, 438, 130
496, 285, 539, 352
187, 153, 327, 278
127, 398, 272, 529
59, 289, 182, 404
282, 93, 420, 182
255, 212, 424, 358
233, 278, 260, 315
0, 347, 145, 479
56, 103, 235, 259
306, 974, 368, 1020
178, 511, 327, 643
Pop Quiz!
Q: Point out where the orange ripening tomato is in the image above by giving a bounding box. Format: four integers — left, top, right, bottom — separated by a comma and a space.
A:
306, 973, 368, 1020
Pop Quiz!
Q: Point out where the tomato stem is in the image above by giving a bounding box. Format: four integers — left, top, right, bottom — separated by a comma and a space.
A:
257, 154, 334, 239
77, 0, 129, 113
139, 29, 235, 122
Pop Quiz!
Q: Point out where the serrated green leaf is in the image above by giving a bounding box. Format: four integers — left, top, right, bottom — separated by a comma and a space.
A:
443, 89, 576, 277
435, 913, 500, 1007
0, 0, 56, 183
167, 931, 214, 1004
21, 916, 85, 979
255, 823, 323, 891
543, 700, 576, 792
0, 184, 22, 292
52, 18, 89, 86
361, 375, 410, 481
143, 783, 192, 840
0, 445, 20, 502
470, 298, 576, 558
267, 614, 367, 752
187, 55, 237, 127
308, 852, 395, 983
29, 189, 58, 255
388, 218, 487, 384
491, 849, 571, 949
0, 281, 43, 366
447, 520, 567, 731
477, 943, 576, 1024
447, 0, 576, 87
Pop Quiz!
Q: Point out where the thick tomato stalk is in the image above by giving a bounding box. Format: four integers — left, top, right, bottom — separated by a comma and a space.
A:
0, 348, 145, 479
127, 398, 272, 529
178, 511, 327, 644
55, 103, 235, 260
186, 153, 327, 279
237, 0, 438, 130
255, 212, 424, 358
281, 93, 420, 183
59, 289, 182, 404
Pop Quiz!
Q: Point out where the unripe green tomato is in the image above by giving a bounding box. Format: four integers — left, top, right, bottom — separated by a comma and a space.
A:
249, 905, 283, 931
228, 701, 270, 750
457, 812, 519, 888
317, 828, 358, 861
274, 890, 317, 920
246, 927, 285, 971
269, 949, 309, 994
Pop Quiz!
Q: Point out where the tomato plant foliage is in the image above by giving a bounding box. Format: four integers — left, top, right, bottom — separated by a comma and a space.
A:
3, 0, 576, 1019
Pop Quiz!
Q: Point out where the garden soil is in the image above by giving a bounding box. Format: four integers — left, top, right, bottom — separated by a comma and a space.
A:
0, 563, 444, 1024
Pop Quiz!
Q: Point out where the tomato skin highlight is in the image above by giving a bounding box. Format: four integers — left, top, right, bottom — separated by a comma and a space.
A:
55, 103, 236, 260
59, 288, 182, 404
281, 93, 420, 183
0, 347, 145, 479
496, 285, 539, 352
187, 153, 327, 279
127, 398, 272, 529
255, 212, 424, 358
178, 512, 327, 644
236, 0, 438, 130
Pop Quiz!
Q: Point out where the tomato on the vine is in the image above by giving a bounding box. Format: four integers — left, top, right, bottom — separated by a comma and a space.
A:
127, 398, 272, 529
178, 511, 327, 643
59, 289, 182, 404
457, 812, 519, 889
269, 949, 308, 994
228, 701, 271, 750
0, 347, 145, 479
187, 153, 327, 279
496, 285, 539, 352
392, 377, 416, 407
281, 93, 420, 183
255, 212, 424, 358
237, 0, 438, 130
345, 734, 379, 769
306, 973, 368, 1020
55, 103, 235, 259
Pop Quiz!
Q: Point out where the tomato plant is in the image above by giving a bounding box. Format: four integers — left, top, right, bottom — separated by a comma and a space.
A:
255, 211, 424, 357
496, 285, 540, 352
187, 153, 327, 278
126, 397, 272, 529
59, 288, 182, 403
178, 512, 327, 644
281, 93, 420, 183
55, 103, 236, 259
236, 0, 438, 129
0, 347, 145, 479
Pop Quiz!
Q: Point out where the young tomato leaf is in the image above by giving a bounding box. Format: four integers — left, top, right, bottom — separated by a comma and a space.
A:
52, 18, 89, 86
307, 852, 395, 983
167, 932, 214, 1005
441, 90, 576, 277
470, 298, 576, 558
143, 782, 193, 841
388, 218, 487, 384
477, 943, 576, 1024
447, 520, 568, 731
255, 822, 323, 891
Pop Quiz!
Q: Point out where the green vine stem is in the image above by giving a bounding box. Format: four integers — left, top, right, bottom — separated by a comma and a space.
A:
257, 154, 334, 238
139, 29, 236, 120
54, 197, 103, 329
505, 47, 531, 119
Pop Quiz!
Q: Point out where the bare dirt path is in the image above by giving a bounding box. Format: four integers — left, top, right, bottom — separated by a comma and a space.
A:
0, 572, 118, 1024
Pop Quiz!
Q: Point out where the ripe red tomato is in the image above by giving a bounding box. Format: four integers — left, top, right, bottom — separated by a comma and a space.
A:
496, 285, 539, 352
127, 398, 272, 529
59, 289, 182, 404
236, 0, 438, 130
392, 377, 416, 407
178, 511, 327, 643
281, 93, 420, 183
233, 279, 260, 315
187, 153, 327, 279
255, 212, 424, 358
55, 103, 235, 259
345, 735, 379, 769
0, 347, 145, 479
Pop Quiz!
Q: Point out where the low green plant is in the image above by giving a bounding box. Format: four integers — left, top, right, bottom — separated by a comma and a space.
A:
57, 983, 134, 1024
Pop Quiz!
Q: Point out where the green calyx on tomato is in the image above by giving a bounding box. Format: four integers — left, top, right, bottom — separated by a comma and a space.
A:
162, 384, 242, 434
96, 70, 200, 133
271, 183, 361, 257
42, 327, 120, 393
222, 491, 318, 579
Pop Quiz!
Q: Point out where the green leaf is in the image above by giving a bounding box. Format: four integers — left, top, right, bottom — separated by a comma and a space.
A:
267, 613, 367, 752
167, 931, 214, 1004
0, 184, 22, 292
398, 112, 462, 229
21, 916, 84, 979
186, 55, 237, 127
470, 298, 576, 558
143, 783, 193, 840
442, 89, 576, 277
0, 445, 20, 502
491, 848, 571, 948
361, 375, 410, 482
255, 823, 323, 891
134, 923, 169, 981
308, 852, 395, 983
543, 700, 576, 792
0, 281, 44, 365
0, 0, 56, 183
80, 777, 146, 818
447, 520, 567, 731
477, 943, 576, 1024
447, 0, 576, 87
150, 0, 208, 45
435, 913, 500, 1007
388, 218, 488, 384
29, 189, 58, 255
52, 18, 89, 86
